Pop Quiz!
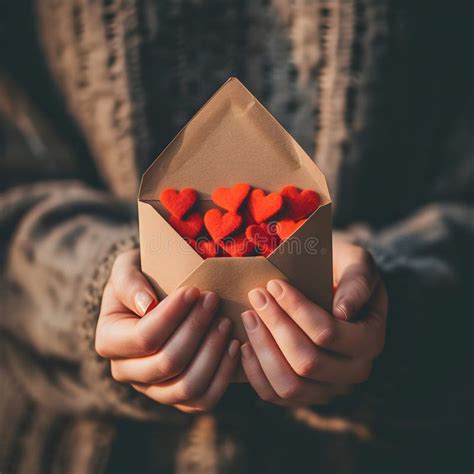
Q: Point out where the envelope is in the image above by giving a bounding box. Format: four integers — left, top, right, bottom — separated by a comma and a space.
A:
138, 77, 333, 381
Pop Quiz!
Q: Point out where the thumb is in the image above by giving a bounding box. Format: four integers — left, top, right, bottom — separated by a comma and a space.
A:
110, 249, 158, 316
332, 257, 379, 321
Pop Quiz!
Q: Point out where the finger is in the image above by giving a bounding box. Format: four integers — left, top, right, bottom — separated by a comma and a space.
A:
132, 318, 232, 405
110, 249, 158, 316
174, 339, 240, 413
241, 310, 323, 402
109, 292, 219, 383
96, 285, 200, 359
241, 339, 343, 406
332, 252, 379, 321
266, 280, 384, 358
248, 288, 372, 384
240, 342, 281, 404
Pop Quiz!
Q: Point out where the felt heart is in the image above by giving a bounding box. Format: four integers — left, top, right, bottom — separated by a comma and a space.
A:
169, 212, 203, 240
248, 189, 283, 224
160, 188, 197, 219
280, 186, 320, 220
187, 238, 219, 258
204, 209, 242, 242
220, 234, 256, 257
245, 223, 281, 257
212, 183, 250, 213
276, 219, 305, 240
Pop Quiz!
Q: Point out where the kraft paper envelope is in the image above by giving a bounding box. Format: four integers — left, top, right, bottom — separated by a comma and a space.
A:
138, 77, 333, 381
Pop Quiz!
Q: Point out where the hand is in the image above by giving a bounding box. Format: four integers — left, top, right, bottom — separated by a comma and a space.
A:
241, 236, 388, 406
95, 249, 239, 413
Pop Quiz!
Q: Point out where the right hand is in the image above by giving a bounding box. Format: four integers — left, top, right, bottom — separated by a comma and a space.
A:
95, 249, 239, 413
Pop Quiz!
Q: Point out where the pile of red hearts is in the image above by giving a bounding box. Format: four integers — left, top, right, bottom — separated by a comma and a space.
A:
160, 183, 320, 258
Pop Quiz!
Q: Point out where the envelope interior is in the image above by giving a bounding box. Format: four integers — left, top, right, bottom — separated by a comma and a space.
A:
145, 198, 328, 259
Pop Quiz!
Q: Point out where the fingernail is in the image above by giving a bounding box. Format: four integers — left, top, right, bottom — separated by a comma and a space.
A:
267, 280, 284, 300
201, 292, 218, 312
228, 339, 240, 358
218, 318, 231, 334
241, 310, 258, 331
333, 303, 349, 320
135, 291, 154, 315
183, 286, 200, 304
241, 342, 253, 360
248, 288, 267, 310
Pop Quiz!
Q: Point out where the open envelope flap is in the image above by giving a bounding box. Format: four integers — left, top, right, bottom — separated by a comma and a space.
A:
268, 203, 333, 312
139, 201, 203, 299
175, 257, 287, 342
139, 77, 331, 202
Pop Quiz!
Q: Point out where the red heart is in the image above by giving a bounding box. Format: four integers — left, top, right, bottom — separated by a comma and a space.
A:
212, 183, 250, 213
248, 189, 283, 224
187, 238, 219, 258
160, 188, 197, 219
280, 186, 320, 220
245, 223, 281, 257
204, 209, 242, 242
276, 219, 305, 240
219, 234, 256, 257
169, 212, 203, 239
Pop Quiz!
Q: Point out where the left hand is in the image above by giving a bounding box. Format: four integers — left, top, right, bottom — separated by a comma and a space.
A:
241, 235, 388, 406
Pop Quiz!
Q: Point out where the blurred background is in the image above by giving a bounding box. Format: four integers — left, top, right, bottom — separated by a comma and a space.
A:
1, 1, 473, 473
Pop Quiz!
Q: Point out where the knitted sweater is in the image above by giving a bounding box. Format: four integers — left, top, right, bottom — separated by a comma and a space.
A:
0, 0, 473, 473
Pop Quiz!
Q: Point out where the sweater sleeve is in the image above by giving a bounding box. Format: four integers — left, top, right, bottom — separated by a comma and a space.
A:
289, 201, 473, 441
0, 74, 184, 423
351, 201, 474, 418
0, 182, 186, 423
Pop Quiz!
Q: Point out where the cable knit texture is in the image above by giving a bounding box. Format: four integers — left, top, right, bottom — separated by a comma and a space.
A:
0, 0, 472, 472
